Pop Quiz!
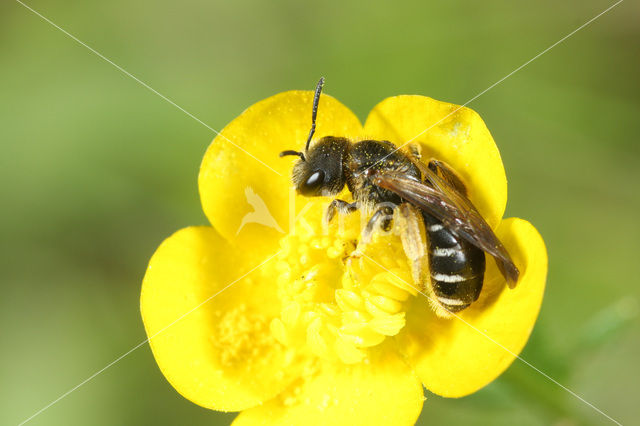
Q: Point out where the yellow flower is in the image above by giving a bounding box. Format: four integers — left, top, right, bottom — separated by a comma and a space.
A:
140, 90, 547, 425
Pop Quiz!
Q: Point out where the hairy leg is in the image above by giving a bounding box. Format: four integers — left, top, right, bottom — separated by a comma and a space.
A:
324, 199, 359, 224
360, 204, 395, 245
395, 203, 428, 286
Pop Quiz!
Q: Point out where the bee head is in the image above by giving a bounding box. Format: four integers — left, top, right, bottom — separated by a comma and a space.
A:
281, 136, 349, 197
280, 78, 349, 197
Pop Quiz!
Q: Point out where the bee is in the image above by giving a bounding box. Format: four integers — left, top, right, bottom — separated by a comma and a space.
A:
280, 78, 519, 316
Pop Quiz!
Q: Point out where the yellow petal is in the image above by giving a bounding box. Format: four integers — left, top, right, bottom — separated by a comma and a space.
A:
141, 226, 304, 411
364, 96, 507, 228
232, 346, 424, 426
397, 218, 547, 397
199, 91, 363, 254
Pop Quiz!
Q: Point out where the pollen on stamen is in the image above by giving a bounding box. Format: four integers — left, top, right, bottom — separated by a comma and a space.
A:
212, 304, 278, 367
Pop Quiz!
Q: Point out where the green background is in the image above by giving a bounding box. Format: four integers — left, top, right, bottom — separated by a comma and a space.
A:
2, 0, 638, 424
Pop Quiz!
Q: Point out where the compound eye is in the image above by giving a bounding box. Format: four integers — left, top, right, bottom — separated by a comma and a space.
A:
301, 170, 325, 194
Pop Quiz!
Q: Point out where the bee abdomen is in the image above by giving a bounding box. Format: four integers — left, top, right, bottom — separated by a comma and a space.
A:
425, 215, 485, 313
430, 274, 484, 313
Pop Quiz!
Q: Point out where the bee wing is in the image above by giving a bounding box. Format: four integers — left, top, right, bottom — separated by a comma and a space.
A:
371, 169, 519, 287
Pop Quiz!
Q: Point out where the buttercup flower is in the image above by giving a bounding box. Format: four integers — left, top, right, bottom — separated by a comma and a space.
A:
141, 89, 547, 425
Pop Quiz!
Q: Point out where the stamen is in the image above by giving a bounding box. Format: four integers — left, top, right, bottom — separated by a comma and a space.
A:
269, 200, 416, 364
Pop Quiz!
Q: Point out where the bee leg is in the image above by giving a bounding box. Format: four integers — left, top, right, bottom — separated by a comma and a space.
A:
360, 204, 396, 246
405, 144, 436, 185
405, 144, 468, 194
395, 203, 428, 285
325, 199, 359, 224
407, 143, 422, 161
427, 159, 468, 195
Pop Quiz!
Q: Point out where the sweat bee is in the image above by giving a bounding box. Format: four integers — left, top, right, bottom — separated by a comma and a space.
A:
280, 78, 519, 316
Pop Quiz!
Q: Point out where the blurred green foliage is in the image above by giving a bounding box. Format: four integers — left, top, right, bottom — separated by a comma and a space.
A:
1, 0, 638, 425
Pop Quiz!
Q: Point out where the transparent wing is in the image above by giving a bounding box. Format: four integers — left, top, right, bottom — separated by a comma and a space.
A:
371, 169, 519, 287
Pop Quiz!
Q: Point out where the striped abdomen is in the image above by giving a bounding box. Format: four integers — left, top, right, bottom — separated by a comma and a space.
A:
423, 213, 485, 313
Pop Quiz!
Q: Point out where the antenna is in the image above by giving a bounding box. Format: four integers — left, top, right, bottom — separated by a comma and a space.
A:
305, 77, 324, 152
279, 150, 305, 161
279, 78, 325, 162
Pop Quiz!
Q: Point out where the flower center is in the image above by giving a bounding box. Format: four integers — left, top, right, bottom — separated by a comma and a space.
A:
270, 200, 418, 364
